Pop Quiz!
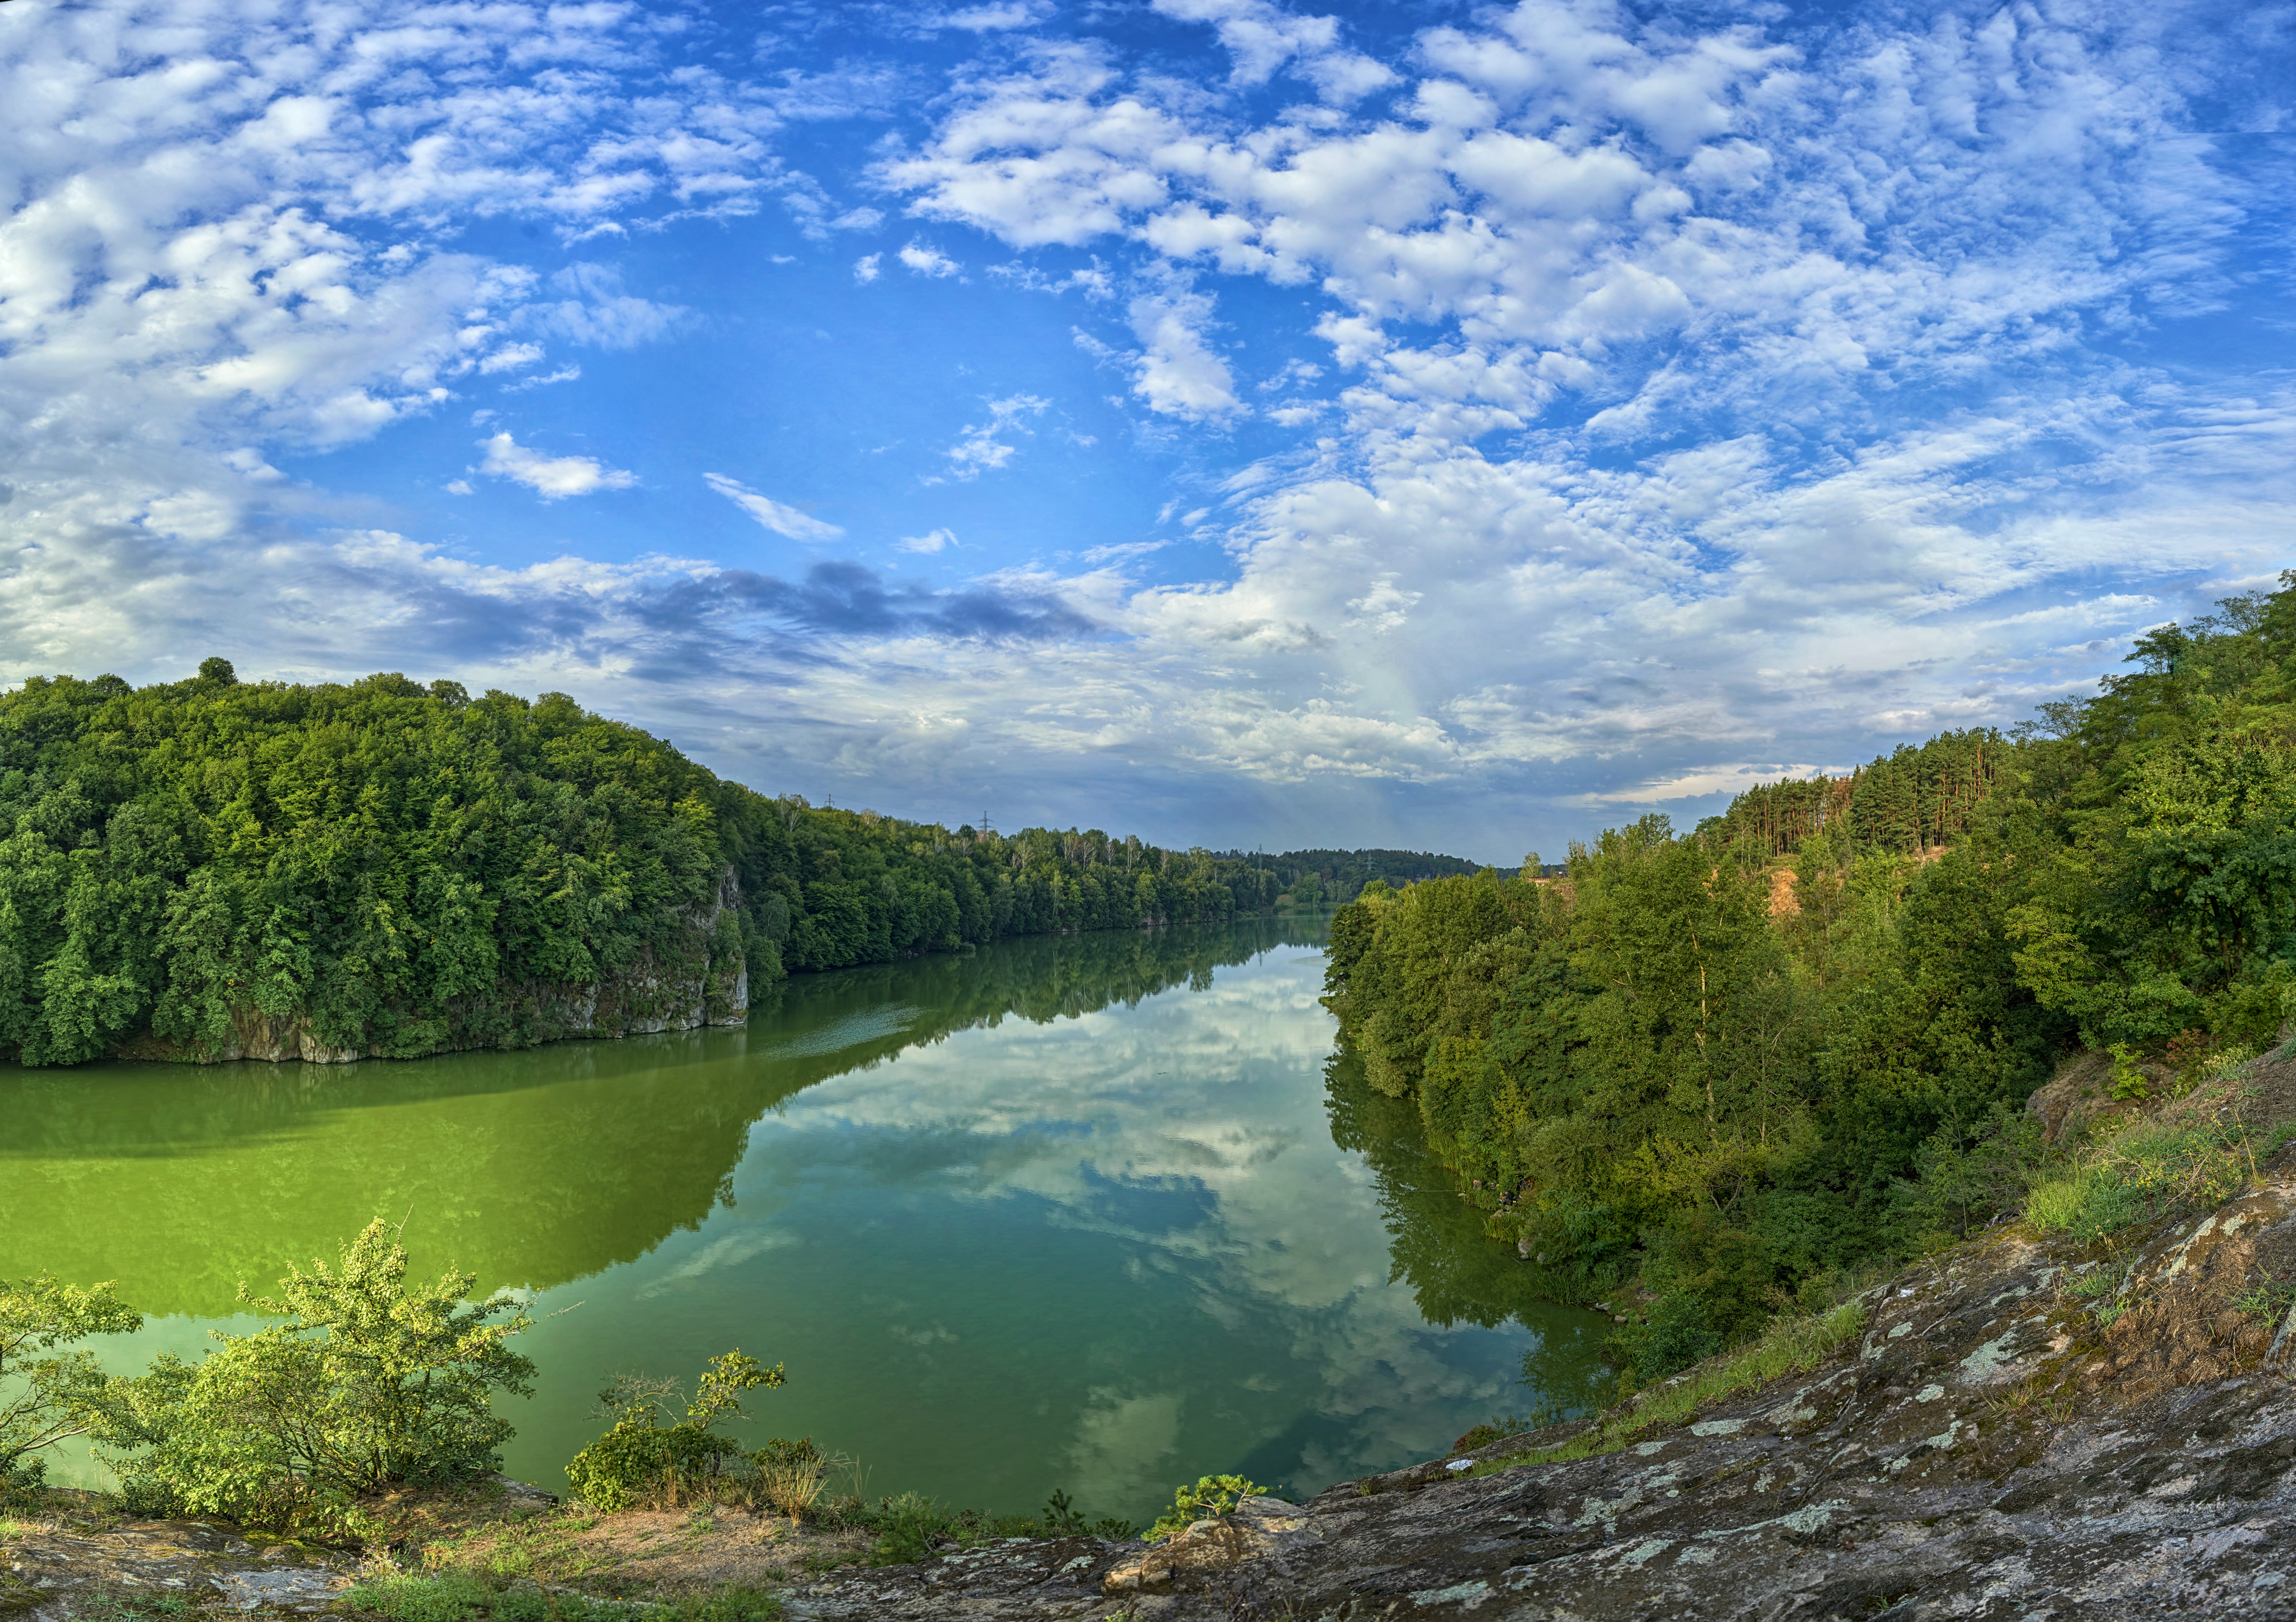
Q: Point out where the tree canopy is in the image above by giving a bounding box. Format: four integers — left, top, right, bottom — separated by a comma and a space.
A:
1324, 573, 2296, 1368
0, 666, 1463, 1066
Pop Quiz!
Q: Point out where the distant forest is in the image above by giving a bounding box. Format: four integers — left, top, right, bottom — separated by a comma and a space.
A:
1222, 847, 1483, 907
0, 658, 1474, 1066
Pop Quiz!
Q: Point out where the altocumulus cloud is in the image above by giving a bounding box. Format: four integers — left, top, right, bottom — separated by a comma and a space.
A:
0, 0, 2289, 855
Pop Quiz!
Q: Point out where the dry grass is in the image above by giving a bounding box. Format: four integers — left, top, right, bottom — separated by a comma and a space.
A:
360, 1487, 873, 1600
754, 1462, 827, 1525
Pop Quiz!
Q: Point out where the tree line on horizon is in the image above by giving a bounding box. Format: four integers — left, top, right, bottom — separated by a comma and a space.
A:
0, 658, 1471, 1068
1325, 574, 2296, 1383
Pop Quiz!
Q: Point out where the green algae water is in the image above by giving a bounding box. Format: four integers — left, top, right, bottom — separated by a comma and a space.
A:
0, 918, 1606, 1524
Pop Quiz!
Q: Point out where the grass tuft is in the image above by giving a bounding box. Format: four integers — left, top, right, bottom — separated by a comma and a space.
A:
343, 1574, 781, 1622
1465, 1298, 1868, 1479
2025, 1120, 2296, 1242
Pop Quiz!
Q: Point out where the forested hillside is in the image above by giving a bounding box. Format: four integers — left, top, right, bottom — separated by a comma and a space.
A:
1324, 575, 2296, 1380
0, 660, 1441, 1067
1233, 848, 1482, 907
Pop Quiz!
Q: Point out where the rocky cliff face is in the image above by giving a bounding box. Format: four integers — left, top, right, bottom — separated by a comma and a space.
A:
790, 1141, 2296, 1621
118, 868, 750, 1064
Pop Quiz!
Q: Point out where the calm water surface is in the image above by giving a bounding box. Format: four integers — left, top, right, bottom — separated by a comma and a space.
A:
1, 918, 1604, 1524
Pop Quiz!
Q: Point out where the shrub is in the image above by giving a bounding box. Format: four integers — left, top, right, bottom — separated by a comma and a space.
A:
0, 1274, 142, 1499
2107, 1042, 2151, 1102
816, 1490, 1124, 1564
1895, 1104, 2043, 1245
1144, 1475, 1267, 1543
1035, 1488, 1133, 1541
1451, 1410, 1565, 1454
863, 1491, 960, 1565
563, 1353, 784, 1512
94, 1219, 532, 1533
1603, 1292, 1721, 1391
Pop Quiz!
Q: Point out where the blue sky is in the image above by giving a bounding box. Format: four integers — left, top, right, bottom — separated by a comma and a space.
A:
0, 0, 2290, 863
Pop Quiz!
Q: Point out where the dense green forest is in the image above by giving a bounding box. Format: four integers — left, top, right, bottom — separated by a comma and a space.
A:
0, 659, 1458, 1067
1325, 575, 2296, 1378
1223, 848, 1483, 907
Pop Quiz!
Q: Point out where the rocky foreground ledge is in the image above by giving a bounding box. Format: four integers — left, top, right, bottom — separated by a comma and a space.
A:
791, 1147, 2296, 1621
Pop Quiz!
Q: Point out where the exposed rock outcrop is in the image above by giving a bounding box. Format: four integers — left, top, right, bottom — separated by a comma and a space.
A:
116, 868, 751, 1065
788, 1147, 2296, 1621
1, 1518, 357, 1617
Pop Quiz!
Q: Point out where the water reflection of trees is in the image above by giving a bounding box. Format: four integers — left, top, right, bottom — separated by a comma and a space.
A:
1, 918, 1329, 1316
1323, 1046, 1611, 1416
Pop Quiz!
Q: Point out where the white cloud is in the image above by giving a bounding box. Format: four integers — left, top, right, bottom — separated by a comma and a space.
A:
502, 364, 583, 392
897, 528, 958, 553
855, 253, 883, 283
941, 394, 1049, 479
1126, 289, 1242, 420
1151, 0, 1395, 103
936, 2, 1054, 33
478, 344, 546, 374
898, 242, 964, 277
0, 0, 2288, 862
534, 265, 687, 349
705, 474, 845, 541
480, 433, 635, 499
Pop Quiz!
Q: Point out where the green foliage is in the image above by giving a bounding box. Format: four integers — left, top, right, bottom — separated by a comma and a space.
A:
1895, 1105, 2044, 1245
1035, 1487, 1134, 1541
1144, 1475, 1268, 1543
0, 665, 1475, 1065
562, 1353, 785, 1512
1603, 1293, 1722, 1390
2234, 1275, 2296, 1330
2024, 1120, 2296, 1243
863, 1491, 964, 1565
1326, 571, 2296, 1374
824, 1489, 1101, 1564
2064, 1263, 2134, 1327
345, 1573, 781, 1622
1699, 730, 2006, 860
2107, 1043, 2150, 1102
95, 1218, 533, 1532
749, 1436, 830, 1522
0, 1273, 142, 1494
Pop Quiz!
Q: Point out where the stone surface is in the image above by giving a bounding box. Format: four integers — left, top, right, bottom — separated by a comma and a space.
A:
786, 1150, 2296, 1621
1, 1521, 356, 1618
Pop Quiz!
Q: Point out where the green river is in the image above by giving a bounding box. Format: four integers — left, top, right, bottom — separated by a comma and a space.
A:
0, 916, 1606, 1526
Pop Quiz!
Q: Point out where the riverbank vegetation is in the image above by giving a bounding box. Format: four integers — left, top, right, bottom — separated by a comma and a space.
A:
0, 658, 1466, 1066
1, 1221, 1148, 1580
1325, 574, 2296, 1388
